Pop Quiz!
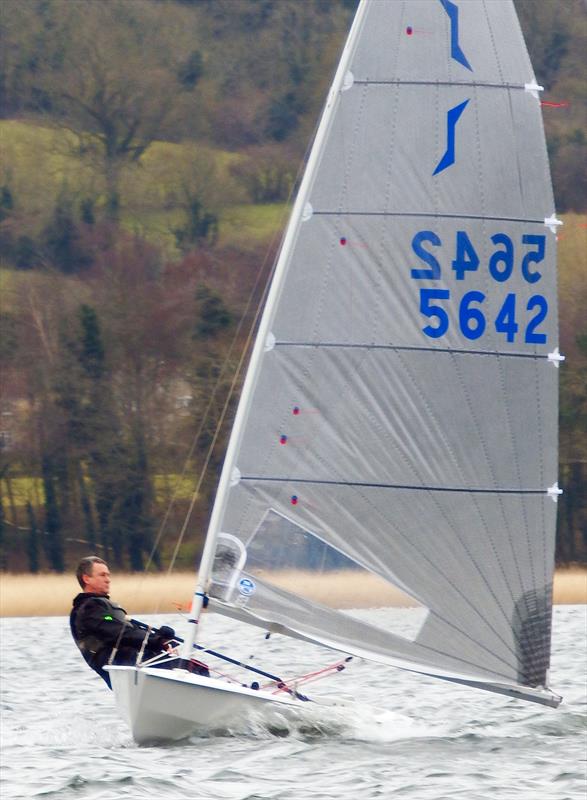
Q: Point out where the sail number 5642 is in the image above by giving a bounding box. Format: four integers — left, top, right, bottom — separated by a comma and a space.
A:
411, 230, 548, 344
419, 289, 547, 343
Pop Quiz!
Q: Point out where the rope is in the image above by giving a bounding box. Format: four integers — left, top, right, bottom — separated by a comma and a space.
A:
137, 130, 319, 612
268, 657, 353, 694
138, 206, 289, 601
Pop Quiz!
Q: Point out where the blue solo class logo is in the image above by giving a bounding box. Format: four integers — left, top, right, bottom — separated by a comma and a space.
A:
238, 578, 256, 597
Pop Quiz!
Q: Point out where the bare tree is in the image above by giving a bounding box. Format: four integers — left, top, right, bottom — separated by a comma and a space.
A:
37, 0, 200, 220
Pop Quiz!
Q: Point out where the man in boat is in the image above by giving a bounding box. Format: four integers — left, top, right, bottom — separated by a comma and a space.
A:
70, 555, 178, 689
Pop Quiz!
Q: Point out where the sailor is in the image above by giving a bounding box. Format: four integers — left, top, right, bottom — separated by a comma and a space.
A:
70, 555, 176, 689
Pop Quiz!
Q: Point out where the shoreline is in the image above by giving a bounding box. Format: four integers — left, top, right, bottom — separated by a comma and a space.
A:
1, 567, 585, 618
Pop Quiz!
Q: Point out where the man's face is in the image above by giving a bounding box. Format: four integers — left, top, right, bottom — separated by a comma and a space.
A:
84, 562, 111, 595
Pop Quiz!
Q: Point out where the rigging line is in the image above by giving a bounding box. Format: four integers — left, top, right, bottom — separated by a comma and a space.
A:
2, 518, 106, 548
163, 135, 319, 581
142, 132, 319, 588
140, 283, 266, 586
272, 342, 548, 360
147, 214, 291, 583
139, 215, 284, 595
164, 257, 274, 578
239, 476, 546, 495
138, 245, 277, 575
131, 618, 288, 683
146, 276, 263, 577
312, 210, 545, 224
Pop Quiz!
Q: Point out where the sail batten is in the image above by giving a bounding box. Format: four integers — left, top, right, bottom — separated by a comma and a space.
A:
240, 478, 547, 496
272, 342, 551, 361
353, 81, 535, 89
312, 211, 550, 223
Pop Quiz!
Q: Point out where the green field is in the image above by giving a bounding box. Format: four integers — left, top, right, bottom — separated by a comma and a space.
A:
0, 474, 199, 508
1, 119, 289, 256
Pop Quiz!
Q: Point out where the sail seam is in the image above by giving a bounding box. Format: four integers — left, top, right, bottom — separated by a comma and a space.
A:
467, 72, 547, 679
239, 477, 545, 495
218, 599, 522, 685
287, 335, 527, 669
450, 80, 532, 665
389, 339, 527, 668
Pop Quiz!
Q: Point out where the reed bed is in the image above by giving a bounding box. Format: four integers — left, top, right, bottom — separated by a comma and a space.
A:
1, 567, 585, 618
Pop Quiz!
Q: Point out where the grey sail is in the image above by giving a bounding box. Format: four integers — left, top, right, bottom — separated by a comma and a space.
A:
204, 0, 562, 707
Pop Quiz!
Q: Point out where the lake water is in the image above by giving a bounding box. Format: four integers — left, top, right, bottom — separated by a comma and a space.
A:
0, 606, 585, 800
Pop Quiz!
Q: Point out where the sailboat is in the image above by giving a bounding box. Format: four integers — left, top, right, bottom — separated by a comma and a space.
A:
107, 0, 564, 743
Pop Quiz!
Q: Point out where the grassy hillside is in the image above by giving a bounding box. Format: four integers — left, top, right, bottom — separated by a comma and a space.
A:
2, 126, 585, 571
1, 120, 289, 257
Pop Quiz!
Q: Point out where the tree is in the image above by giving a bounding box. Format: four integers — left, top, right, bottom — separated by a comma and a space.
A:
41, 452, 64, 572
87, 236, 188, 567
35, 1, 203, 220
42, 189, 93, 273
113, 432, 154, 571
194, 285, 232, 340
177, 50, 204, 90
230, 145, 296, 203
71, 303, 124, 563
0, 1, 52, 116
26, 501, 40, 573
515, 0, 587, 213
174, 198, 218, 253
0, 495, 5, 570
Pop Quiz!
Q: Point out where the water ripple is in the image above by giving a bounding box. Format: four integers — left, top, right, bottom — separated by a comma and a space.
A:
0, 607, 584, 800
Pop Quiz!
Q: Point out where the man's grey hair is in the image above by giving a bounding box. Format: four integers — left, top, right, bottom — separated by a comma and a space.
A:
76, 555, 107, 589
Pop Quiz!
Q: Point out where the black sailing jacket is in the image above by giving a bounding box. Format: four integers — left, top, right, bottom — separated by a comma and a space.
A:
70, 592, 165, 688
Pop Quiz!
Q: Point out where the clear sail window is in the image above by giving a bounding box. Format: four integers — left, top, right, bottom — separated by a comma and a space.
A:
211, 510, 428, 643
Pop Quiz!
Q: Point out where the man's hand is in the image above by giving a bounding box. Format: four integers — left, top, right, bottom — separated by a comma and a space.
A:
158, 625, 176, 641
150, 625, 176, 652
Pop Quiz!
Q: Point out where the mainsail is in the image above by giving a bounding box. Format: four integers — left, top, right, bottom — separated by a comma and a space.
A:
192, 0, 562, 706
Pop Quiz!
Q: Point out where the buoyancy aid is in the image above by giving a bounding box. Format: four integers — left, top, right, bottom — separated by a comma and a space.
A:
70, 594, 130, 656
70, 592, 179, 688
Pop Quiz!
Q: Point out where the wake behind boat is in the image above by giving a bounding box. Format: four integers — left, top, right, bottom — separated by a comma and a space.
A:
108, 0, 563, 743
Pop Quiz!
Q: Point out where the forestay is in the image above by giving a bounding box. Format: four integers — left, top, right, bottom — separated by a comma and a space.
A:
200, 0, 562, 706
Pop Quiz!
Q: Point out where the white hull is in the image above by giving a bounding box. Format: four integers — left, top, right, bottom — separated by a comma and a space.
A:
106, 666, 305, 744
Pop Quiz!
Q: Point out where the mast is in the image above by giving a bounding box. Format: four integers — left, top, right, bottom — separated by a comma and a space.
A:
179, 0, 370, 662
